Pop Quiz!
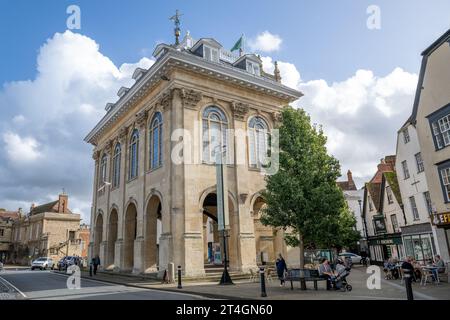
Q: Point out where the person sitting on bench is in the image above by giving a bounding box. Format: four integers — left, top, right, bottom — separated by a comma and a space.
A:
318, 258, 336, 290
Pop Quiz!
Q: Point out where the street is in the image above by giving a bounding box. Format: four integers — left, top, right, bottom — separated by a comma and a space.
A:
0, 269, 205, 300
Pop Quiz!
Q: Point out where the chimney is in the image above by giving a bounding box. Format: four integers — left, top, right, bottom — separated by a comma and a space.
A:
30, 203, 35, 213
347, 170, 356, 190
58, 194, 68, 213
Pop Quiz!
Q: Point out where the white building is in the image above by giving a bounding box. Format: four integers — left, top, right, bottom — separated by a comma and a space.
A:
395, 121, 439, 263
338, 170, 366, 253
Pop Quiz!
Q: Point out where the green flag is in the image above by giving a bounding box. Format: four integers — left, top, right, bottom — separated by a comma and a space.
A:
231, 35, 243, 52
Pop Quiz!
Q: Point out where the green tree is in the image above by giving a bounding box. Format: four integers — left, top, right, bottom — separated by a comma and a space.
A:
261, 106, 357, 267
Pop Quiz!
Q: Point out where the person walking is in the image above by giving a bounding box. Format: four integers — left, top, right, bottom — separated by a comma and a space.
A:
93, 255, 101, 276
275, 254, 288, 286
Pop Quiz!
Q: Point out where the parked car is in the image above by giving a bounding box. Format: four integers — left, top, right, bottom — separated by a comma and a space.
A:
338, 252, 363, 265
31, 257, 54, 270
58, 256, 81, 271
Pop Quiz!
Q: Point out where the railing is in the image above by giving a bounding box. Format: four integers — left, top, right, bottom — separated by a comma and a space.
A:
220, 49, 239, 64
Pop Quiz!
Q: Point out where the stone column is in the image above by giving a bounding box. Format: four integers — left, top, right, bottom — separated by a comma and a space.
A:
230, 102, 258, 273
116, 126, 128, 271
99, 241, 107, 270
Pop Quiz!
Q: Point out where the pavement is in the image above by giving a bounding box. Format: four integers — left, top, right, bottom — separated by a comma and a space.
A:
52, 265, 450, 300
0, 269, 205, 300
1, 265, 449, 300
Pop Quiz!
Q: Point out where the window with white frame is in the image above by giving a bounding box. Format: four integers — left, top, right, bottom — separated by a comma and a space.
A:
409, 196, 419, 220
203, 45, 219, 63
430, 107, 450, 150
403, 128, 410, 144
423, 191, 433, 215
440, 167, 450, 202
402, 160, 410, 179
202, 106, 228, 163
149, 112, 163, 170
391, 214, 399, 233
386, 186, 393, 204
415, 152, 424, 173
100, 154, 108, 185
112, 143, 121, 188
248, 116, 269, 168
246, 60, 261, 76
128, 129, 139, 180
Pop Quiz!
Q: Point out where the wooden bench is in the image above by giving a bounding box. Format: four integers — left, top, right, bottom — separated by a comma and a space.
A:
285, 268, 327, 290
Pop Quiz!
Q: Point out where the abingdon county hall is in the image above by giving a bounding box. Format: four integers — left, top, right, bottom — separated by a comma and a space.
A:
84, 29, 302, 277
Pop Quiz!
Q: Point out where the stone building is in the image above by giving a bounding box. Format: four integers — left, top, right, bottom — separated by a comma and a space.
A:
337, 170, 365, 254
9, 194, 86, 265
0, 209, 19, 262
363, 156, 406, 264
84, 31, 302, 276
413, 29, 450, 261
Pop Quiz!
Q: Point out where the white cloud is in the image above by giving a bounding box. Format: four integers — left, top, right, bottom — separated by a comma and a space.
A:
12, 114, 26, 124
261, 56, 301, 89
249, 31, 282, 53
3, 132, 42, 163
0, 30, 155, 220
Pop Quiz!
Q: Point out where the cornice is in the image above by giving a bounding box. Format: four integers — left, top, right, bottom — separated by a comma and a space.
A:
85, 48, 302, 145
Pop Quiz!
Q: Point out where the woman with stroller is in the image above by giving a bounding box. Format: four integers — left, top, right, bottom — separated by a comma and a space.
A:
275, 254, 288, 286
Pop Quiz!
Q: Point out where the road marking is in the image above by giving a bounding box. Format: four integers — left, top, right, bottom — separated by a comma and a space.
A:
49, 271, 210, 299
0, 275, 27, 298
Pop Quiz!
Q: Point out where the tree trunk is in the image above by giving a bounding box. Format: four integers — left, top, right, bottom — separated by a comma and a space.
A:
298, 233, 305, 268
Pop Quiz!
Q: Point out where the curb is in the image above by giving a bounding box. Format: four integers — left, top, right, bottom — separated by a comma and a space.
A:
52, 270, 252, 300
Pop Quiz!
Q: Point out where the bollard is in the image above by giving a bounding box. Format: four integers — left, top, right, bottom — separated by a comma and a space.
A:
403, 269, 414, 301
260, 267, 267, 297
177, 265, 182, 289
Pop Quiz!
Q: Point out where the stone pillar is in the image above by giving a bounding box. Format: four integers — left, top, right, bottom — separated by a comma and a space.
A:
158, 232, 172, 278
99, 241, 107, 270
133, 236, 144, 273
113, 239, 123, 272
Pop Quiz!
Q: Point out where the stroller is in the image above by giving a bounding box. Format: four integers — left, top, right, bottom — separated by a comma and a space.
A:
331, 259, 352, 292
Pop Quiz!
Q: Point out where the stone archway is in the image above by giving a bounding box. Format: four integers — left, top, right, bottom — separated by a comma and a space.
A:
201, 192, 237, 270
93, 212, 104, 257
107, 208, 118, 269
144, 195, 162, 272
124, 203, 137, 271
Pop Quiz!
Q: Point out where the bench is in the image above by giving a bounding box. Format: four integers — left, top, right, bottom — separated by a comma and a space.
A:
285, 268, 326, 290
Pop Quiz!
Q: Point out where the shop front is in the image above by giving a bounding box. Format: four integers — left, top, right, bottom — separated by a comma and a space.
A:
368, 234, 404, 264
401, 223, 436, 263
432, 211, 450, 261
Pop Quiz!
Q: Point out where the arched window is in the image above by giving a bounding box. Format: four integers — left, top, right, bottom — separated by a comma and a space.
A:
202, 106, 228, 163
128, 129, 139, 180
100, 154, 108, 184
112, 143, 121, 188
149, 112, 163, 170
248, 116, 269, 168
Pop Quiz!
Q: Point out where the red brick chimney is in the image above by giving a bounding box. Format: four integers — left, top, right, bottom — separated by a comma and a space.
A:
58, 194, 68, 213
347, 170, 356, 190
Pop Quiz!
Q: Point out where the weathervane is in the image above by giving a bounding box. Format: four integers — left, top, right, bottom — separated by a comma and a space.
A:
170, 9, 183, 45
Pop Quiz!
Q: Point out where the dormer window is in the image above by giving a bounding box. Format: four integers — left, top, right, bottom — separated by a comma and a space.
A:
203, 45, 219, 63
246, 60, 260, 76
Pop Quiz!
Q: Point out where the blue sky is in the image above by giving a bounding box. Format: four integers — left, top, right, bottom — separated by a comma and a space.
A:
1, 0, 449, 84
0, 0, 449, 220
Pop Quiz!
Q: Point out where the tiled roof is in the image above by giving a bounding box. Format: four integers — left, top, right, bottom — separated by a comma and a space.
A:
29, 200, 73, 215
366, 182, 382, 212
0, 210, 19, 221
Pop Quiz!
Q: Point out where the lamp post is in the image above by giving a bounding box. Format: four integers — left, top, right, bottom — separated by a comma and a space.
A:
215, 146, 233, 285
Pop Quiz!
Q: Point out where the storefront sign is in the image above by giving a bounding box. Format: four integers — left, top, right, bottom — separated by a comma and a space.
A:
432, 212, 450, 226
369, 237, 402, 246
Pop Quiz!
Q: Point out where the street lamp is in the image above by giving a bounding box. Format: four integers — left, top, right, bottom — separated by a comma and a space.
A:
215, 145, 233, 285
